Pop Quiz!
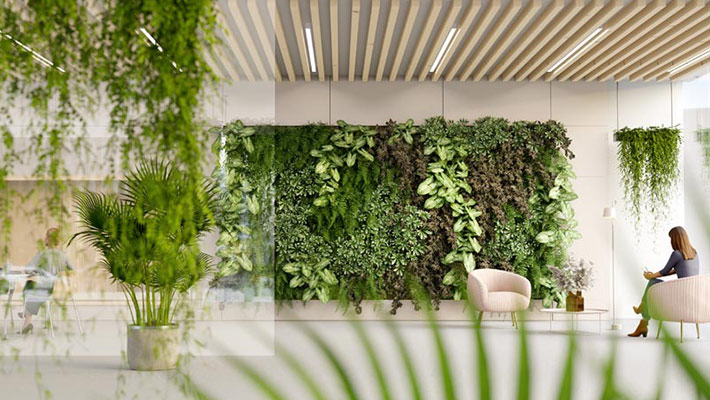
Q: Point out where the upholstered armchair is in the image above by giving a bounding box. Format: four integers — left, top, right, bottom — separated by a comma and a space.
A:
467, 269, 531, 328
648, 275, 710, 342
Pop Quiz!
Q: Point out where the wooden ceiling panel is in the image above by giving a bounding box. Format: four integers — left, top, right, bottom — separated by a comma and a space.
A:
444, 0, 502, 81
375, 0, 401, 81
431, 0, 482, 81
459, 0, 523, 81
586, 0, 707, 81
500, 0, 584, 81
404, 0, 443, 81
544, 0, 643, 82
637, 41, 710, 81
418, 0, 462, 81
209, 0, 710, 83
514, 0, 604, 81
557, 0, 669, 82
472, 0, 541, 81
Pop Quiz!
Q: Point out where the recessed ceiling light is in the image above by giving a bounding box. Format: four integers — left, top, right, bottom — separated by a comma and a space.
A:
305, 27, 316, 73
668, 48, 710, 75
431, 28, 459, 73
548, 27, 605, 74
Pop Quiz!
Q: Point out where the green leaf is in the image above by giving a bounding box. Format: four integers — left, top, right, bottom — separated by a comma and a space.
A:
316, 287, 329, 303
289, 276, 303, 288
424, 196, 444, 209
282, 263, 299, 274
453, 218, 466, 233
330, 168, 340, 182
315, 160, 330, 175
357, 148, 374, 161
442, 270, 457, 285
463, 253, 475, 273
417, 176, 436, 195
535, 231, 554, 244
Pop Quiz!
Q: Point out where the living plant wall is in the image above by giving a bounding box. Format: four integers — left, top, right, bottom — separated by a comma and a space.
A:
213, 117, 580, 312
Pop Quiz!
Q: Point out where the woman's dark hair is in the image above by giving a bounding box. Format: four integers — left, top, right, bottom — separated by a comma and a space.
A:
669, 226, 697, 260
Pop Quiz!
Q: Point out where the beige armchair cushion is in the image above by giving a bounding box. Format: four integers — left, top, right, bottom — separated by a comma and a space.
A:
467, 269, 531, 313
648, 275, 710, 323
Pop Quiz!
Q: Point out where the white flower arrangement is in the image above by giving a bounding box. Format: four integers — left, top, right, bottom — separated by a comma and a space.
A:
548, 256, 594, 293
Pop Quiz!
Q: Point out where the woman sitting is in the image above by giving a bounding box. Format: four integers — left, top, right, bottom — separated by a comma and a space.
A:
19, 228, 75, 335
628, 226, 699, 337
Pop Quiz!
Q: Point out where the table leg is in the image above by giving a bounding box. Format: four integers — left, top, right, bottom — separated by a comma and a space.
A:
3, 288, 15, 337
599, 313, 601, 335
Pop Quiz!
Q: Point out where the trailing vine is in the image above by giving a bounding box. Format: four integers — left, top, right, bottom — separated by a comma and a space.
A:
696, 128, 710, 172
0, 0, 219, 268
616, 126, 682, 231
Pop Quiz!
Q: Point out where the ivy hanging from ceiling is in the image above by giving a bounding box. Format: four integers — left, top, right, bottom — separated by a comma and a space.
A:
213, 117, 579, 312
0, 0, 219, 262
616, 126, 682, 232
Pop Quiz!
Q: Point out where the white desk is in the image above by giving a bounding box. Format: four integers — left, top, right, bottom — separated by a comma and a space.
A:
540, 308, 608, 335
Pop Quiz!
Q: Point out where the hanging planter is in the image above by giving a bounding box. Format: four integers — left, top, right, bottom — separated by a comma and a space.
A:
615, 126, 681, 231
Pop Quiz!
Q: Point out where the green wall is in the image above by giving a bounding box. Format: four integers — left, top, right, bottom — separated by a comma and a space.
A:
213, 116, 579, 313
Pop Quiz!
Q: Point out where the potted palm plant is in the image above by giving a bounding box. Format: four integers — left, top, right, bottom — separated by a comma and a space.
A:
71, 160, 215, 370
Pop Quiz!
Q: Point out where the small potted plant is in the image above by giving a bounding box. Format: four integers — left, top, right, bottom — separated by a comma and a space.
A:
71, 160, 215, 370
548, 257, 594, 312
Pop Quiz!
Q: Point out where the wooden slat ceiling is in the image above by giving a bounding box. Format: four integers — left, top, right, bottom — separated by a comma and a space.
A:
209, 0, 710, 82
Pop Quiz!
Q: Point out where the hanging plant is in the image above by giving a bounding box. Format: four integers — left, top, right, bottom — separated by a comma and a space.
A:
616, 126, 681, 230
696, 128, 710, 172
0, 1, 219, 271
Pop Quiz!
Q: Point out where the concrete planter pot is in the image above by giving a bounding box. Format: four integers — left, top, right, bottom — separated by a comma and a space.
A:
127, 324, 179, 371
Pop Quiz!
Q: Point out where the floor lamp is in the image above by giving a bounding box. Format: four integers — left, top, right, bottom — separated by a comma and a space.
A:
603, 202, 622, 330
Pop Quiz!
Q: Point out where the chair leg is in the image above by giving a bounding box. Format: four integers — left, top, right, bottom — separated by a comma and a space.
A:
46, 301, 55, 338
71, 295, 83, 335
656, 321, 663, 339
511, 312, 515, 327
696, 323, 700, 339
680, 321, 683, 344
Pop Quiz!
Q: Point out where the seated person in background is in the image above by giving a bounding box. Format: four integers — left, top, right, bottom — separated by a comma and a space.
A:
19, 228, 75, 335
628, 226, 700, 338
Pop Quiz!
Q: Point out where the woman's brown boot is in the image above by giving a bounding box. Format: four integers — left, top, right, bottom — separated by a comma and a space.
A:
627, 319, 648, 337
632, 304, 642, 315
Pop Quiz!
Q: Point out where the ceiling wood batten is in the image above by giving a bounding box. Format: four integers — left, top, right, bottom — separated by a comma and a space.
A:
210, 0, 710, 82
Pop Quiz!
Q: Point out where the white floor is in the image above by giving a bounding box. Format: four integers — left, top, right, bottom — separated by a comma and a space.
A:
0, 318, 708, 400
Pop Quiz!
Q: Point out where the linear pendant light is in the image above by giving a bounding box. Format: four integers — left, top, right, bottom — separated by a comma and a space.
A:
668, 48, 710, 74
305, 27, 317, 73
548, 27, 605, 74
139, 27, 163, 52
2, 30, 64, 72
431, 28, 459, 73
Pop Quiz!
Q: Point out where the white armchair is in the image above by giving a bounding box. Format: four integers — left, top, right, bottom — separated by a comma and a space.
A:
467, 269, 531, 328
648, 275, 710, 342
